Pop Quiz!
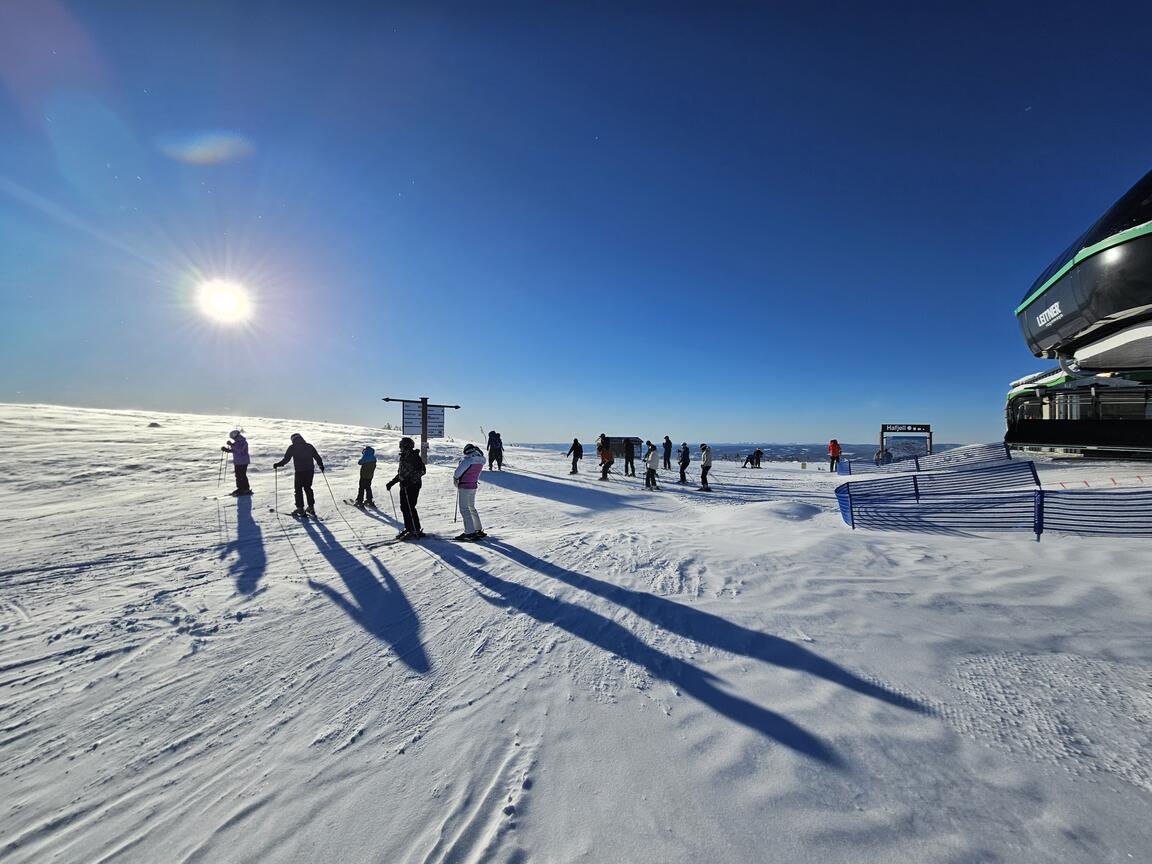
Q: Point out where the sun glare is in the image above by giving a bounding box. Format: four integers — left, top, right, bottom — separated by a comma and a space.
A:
196, 279, 252, 324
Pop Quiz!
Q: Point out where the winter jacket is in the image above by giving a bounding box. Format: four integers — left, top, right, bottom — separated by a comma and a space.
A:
274, 439, 324, 473
644, 448, 660, 470
700, 446, 713, 468
388, 450, 426, 488
567, 441, 583, 459
624, 438, 635, 457
487, 432, 503, 454
225, 434, 250, 466
358, 447, 377, 465
453, 451, 486, 489
597, 437, 614, 464
828, 442, 841, 459
679, 445, 690, 466
663, 438, 672, 457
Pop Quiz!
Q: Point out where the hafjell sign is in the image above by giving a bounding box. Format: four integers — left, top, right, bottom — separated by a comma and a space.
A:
881, 424, 931, 433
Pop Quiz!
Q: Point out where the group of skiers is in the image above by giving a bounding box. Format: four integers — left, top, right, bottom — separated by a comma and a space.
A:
565, 435, 714, 491
219, 430, 488, 542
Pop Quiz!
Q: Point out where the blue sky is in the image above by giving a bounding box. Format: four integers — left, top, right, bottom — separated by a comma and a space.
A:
2, 1, 1151, 443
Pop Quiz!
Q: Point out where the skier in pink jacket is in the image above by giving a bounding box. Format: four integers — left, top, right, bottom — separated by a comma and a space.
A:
452, 443, 487, 541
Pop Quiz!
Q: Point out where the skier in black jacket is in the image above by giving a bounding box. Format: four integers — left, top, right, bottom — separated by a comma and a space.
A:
385, 437, 427, 539
623, 437, 636, 477
273, 433, 325, 516
662, 436, 673, 470
566, 438, 583, 474
678, 442, 690, 484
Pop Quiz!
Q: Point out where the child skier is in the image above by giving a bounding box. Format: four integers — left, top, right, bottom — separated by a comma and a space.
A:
273, 433, 325, 516
452, 443, 487, 540
699, 443, 713, 491
596, 434, 614, 481
644, 440, 660, 489
221, 429, 251, 496
356, 445, 377, 507
385, 437, 427, 540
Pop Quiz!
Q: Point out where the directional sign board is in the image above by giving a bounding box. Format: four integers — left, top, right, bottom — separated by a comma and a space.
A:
402, 401, 445, 438
881, 424, 931, 433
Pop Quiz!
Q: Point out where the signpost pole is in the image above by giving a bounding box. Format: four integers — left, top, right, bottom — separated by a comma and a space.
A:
421, 397, 429, 463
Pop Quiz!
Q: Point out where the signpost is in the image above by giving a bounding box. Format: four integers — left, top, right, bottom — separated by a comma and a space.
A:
880, 423, 933, 455
382, 395, 460, 462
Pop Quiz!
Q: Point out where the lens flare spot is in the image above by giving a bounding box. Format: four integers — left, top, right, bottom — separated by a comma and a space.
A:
159, 130, 255, 165
197, 279, 252, 324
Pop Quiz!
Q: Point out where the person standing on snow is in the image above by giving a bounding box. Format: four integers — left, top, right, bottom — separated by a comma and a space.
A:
487, 430, 504, 471
662, 436, 673, 470
566, 438, 583, 474
273, 433, 324, 516
678, 442, 690, 484
699, 443, 713, 491
828, 439, 842, 473
221, 429, 252, 496
596, 433, 614, 481
386, 437, 426, 539
623, 437, 636, 477
644, 441, 660, 489
453, 443, 487, 540
355, 445, 377, 508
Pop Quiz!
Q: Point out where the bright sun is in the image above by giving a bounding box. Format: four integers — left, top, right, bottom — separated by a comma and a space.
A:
196, 279, 252, 324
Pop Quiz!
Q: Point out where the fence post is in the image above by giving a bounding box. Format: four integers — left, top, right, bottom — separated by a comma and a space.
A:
1033, 489, 1044, 541
1026, 460, 1041, 487
912, 474, 920, 503
846, 484, 856, 529
914, 456, 921, 471
1003, 442, 1013, 460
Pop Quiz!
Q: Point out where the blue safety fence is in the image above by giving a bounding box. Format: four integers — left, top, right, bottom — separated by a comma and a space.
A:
836, 460, 1039, 508
836, 462, 1152, 538
838, 442, 1012, 476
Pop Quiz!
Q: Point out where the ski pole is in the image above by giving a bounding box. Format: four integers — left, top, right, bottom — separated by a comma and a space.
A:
388, 486, 398, 520
454, 489, 459, 524
274, 466, 279, 513
218, 450, 226, 489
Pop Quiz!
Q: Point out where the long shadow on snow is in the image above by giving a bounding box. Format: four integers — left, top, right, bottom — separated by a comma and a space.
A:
487, 540, 927, 716
302, 519, 431, 674
427, 541, 844, 767
482, 469, 644, 512
219, 495, 266, 595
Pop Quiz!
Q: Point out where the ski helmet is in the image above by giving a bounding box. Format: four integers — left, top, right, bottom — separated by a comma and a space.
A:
291, 433, 303, 442
229, 429, 241, 440
399, 437, 415, 451
463, 443, 479, 455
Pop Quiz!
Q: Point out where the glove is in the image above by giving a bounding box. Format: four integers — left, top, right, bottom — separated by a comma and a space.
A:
220, 446, 229, 453
453, 478, 459, 488
319, 465, 325, 473
386, 481, 394, 490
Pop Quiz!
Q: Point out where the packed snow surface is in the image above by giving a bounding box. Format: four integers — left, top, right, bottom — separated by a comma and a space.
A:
1, 404, 1150, 863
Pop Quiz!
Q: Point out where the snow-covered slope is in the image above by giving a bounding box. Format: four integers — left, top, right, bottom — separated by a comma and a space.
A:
1, 404, 1149, 863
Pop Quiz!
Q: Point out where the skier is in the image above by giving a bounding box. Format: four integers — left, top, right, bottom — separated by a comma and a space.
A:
566, 437, 583, 474
644, 440, 660, 489
596, 433, 614, 481
699, 443, 713, 491
662, 436, 673, 470
385, 437, 426, 539
487, 430, 504, 471
623, 437, 636, 477
355, 445, 377, 508
678, 442, 690, 483
452, 443, 487, 540
828, 439, 842, 473
221, 429, 251, 496
272, 433, 324, 517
